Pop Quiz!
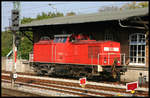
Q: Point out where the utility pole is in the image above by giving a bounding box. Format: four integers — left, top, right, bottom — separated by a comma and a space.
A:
11, 1, 20, 88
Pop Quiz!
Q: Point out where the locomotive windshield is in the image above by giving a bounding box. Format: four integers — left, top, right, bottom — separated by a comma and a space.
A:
53, 34, 71, 43
54, 37, 67, 43
69, 34, 90, 42
53, 34, 90, 43
40, 36, 50, 40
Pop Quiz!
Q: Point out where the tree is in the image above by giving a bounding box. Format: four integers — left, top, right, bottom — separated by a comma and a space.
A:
21, 11, 64, 25
120, 1, 148, 10
1, 31, 13, 57
137, 2, 149, 8
2, 11, 64, 59
66, 12, 76, 16
19, 32, 33, 60
19, 11, 64, 59
98, 2, 149, 12
21, 17, 34, 24
36, 12, 64, 20
99, 6, 119, 12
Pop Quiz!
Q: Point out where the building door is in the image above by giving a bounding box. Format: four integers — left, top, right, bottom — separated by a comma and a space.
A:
129, 33, 146, 65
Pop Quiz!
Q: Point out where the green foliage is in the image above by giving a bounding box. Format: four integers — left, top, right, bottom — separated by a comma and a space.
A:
21, 17, 34, 24
1, 31, 13, 56
120, 1, 149, 10
2, 11, 64, 59
2, 10, 64, 59
137, 2, 149, 8
21, 12, 64, 24
1, 31, 32, 60
99, 6, 119, 12
19, 33, 33, 60
36, 12, 64, 20
16, 31, 33, 60
99, 2, 149, 12
66, 12, 76, 16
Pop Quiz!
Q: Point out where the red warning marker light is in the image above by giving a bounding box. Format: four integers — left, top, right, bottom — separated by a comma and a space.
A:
79, 77, 86, 87
126, 81, 138, 91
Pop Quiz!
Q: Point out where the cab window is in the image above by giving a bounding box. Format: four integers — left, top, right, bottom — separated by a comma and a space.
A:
54, 37, 67, 43
40, 36, 50, 40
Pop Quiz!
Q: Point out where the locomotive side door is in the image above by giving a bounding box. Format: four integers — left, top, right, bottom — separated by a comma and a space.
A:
51, 43, 56, 63
74, 45, 80, 63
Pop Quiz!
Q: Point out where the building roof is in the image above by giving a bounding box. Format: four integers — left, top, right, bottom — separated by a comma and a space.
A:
20, 7, 148, 28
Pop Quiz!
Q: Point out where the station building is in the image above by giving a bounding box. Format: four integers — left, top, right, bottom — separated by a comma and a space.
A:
19, 7, 149, 82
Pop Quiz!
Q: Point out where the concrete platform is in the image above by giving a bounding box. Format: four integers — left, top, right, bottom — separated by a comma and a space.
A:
1, 57, 34, 73
120, 65, 149, 82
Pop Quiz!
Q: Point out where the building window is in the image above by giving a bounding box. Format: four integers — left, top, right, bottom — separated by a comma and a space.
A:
104, 31, 113, 40
129, 33, 146, 65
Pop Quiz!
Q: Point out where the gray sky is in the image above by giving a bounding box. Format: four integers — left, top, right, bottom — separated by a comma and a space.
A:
2, 1, 136, 31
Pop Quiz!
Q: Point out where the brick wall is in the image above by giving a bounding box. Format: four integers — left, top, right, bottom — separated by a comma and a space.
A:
119, 30, 130, 64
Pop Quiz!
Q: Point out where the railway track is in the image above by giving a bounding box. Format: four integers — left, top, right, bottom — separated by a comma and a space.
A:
2, 70, 148, 88
2, 88, 41, 96
1, 72, 149, 97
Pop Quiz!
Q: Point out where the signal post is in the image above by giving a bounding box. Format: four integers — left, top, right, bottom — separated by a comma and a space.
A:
11, 33, 17, 88
11, 2, 20, 88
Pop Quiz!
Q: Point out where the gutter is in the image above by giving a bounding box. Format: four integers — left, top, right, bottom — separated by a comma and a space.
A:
118, 19, 146, 29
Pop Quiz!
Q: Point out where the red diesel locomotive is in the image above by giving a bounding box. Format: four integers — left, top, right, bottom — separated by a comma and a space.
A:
31, 34, 127, 80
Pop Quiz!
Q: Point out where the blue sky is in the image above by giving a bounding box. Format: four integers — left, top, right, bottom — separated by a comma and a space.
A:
2, 1, 137, 31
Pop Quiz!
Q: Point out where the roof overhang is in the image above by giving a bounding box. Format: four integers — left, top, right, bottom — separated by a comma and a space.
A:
20, 7, 148, 29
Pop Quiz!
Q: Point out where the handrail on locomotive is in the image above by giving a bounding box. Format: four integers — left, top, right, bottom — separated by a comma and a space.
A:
97, 53, 126, 66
